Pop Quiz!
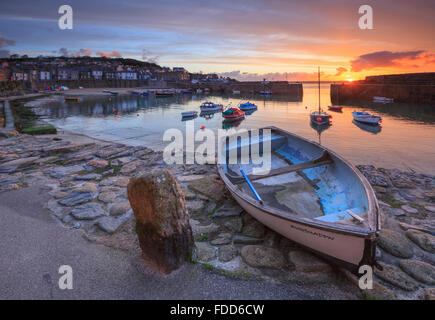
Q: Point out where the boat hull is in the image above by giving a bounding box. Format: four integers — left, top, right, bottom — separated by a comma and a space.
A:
228, 187, 375, 272
217, 126, 379, 273
328, 106, 342, 112
310, 113, 330, 125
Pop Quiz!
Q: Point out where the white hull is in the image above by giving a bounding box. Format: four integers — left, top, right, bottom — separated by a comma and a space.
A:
217, 126, 379, 272
230, 190, 367, 267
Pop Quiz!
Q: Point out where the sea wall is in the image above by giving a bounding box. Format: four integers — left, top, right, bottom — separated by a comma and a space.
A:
331, 83, 435, 104
331, 73, 435, 104
175, 81, 303, 97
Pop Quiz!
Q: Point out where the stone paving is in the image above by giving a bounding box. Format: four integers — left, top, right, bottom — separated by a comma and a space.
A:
0, 133, 434, 300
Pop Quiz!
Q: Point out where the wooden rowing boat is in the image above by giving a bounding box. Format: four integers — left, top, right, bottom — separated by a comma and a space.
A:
217, 126, 380, 273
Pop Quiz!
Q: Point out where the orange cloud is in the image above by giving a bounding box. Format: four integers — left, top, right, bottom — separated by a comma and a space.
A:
96, 50, 122, 58
350, 50, 435, 72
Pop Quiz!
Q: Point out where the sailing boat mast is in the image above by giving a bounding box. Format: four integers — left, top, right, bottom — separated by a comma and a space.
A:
318, 66, 321, 113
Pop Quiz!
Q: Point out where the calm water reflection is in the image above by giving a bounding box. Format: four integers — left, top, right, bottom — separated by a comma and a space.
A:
36, 84, 435, 174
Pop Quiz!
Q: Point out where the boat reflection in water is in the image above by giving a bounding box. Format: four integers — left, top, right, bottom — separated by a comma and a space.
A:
244, 109, 257, 116
181, 114, 198, 122
200, 110, 220, 120
310, 121, 331, 145
352, 120, 382, 134
222, 118, 244, 129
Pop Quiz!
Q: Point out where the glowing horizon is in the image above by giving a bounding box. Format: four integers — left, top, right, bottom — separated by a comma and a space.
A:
0, 0, 434, 81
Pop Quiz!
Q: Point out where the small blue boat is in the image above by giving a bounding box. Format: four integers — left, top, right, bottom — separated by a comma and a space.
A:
239, 102, 258, 111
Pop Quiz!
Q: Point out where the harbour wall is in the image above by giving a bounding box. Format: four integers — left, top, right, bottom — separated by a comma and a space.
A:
1, 79, 303, 99
331, 73, 435, 104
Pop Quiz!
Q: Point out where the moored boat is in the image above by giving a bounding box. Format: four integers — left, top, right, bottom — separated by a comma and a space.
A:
64, 97, 81, 102
222, 107, 245, 121
217, 126, 380, 273
373, 96, 394, 103
310, 67, 331, 125
328, 105, 343, 112
103, 90, 118, 95
310, 111, 331, 125
155, 89, 175, 97
239, 102, 258, 111
352, 111, 382, 125
200, 101, 223, 112
259, 90, 272, 95
181, 111, 198, 118
129, 90, 141, 95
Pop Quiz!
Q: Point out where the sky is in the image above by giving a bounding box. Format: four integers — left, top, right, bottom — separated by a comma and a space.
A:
0, 0, 434, 81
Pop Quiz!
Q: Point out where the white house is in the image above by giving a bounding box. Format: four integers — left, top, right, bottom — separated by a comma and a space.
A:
40, 71, 50, 81
92, 70, 103, 80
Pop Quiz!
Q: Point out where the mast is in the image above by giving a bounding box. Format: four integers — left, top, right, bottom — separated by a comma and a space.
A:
318, 66, 321, 113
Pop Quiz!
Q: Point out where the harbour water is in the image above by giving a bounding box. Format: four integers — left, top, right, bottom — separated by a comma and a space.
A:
36, 84, 435, 174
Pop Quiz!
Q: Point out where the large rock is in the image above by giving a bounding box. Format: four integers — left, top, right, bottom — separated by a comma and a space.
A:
223, 217, 243, 233
288, 250, 332, 273
242, 220, 266, 238
357, 165, 389, 187
58, 191, 93, 206
405, 230, 435, 253
109, 201, 131, 217
97, 216, 126, 234
241, 245, 286, 269
375, 263, 419, 291
425, 288, 435, 300
195, 242, 216, 262
399, 260, 435, 285
190, 219, 220, 237
378, 229, 414, 258
188, 174, 225, 201
0, 128, 19, 138
186, 200, 205, 215
127, 169, 194, 274
218, 245, 238, 262
71, 203, 105, 220
0, 156, 39, 168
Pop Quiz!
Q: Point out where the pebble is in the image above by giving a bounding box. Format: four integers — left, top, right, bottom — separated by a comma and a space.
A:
71, 203, 105, 220
378, 229, 414, 258
241, 245, 286, 269
233, 235, 263, 245
405, 229, 435, 253
98, 191, 117, 203
375, 263, 419, 291
401, 205, 418, 214
399, 260, 435, 285
288, 250, 332, 273
109, 201, 131, 217
74, 173, 102, 181
58, 191, 93, 206
195, 242, 216, 262
97, 216, 125, 234
218, 245, 238, 262
210, 233, 232, 245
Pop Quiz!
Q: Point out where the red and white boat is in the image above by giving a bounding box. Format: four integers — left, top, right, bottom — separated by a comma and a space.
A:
222, 107, 245, 121
328, 105, 343, 112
